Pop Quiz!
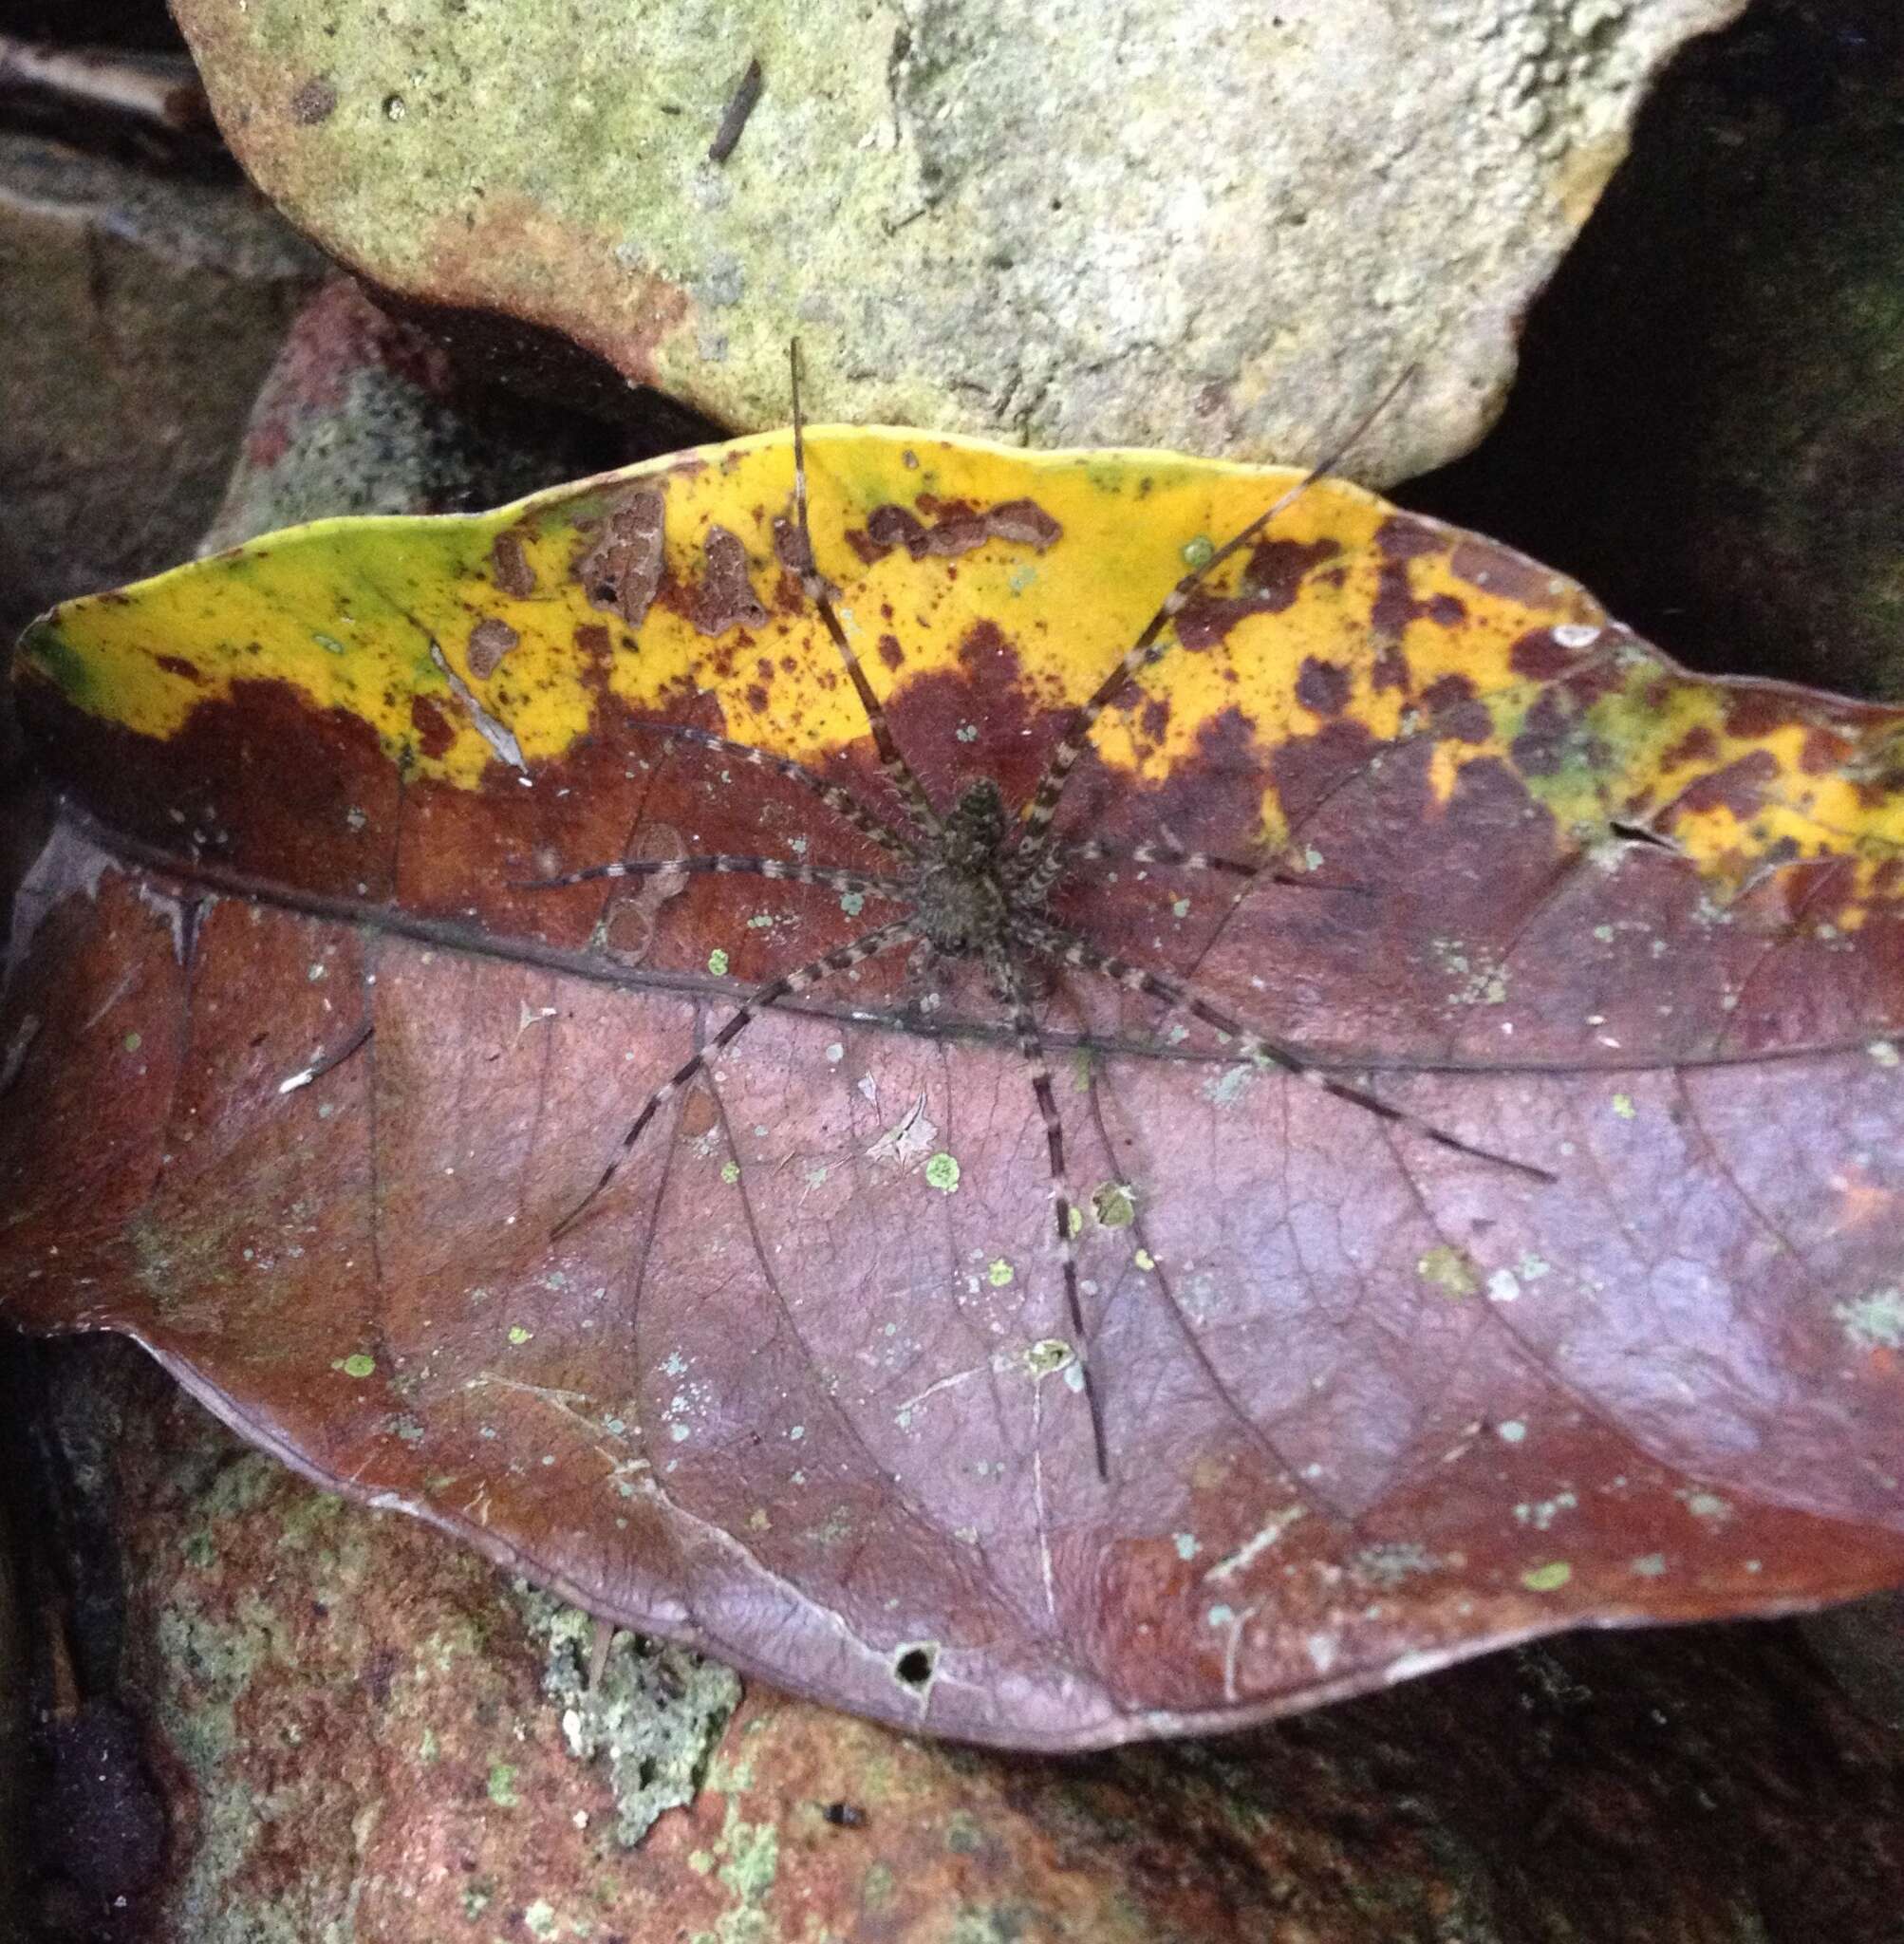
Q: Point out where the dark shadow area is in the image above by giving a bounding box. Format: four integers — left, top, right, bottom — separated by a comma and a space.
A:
1405, 0, 1904, 700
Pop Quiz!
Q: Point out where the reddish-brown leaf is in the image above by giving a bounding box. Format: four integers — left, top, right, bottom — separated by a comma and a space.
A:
7, 430, 1904, 1748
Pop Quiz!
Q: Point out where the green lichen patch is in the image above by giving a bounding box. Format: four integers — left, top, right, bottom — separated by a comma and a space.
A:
521, 1594, 741, 1847
1416, 1245, 1482, 1301
1022, 1339, 1074, 1379
1835, 1285, 1904, 1351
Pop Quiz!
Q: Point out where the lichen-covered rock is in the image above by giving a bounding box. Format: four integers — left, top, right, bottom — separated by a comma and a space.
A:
196, 276, 626, 554
29, 1341, 1904, 1944
523, 1596, 740, 1847
172, 0, 1745, 481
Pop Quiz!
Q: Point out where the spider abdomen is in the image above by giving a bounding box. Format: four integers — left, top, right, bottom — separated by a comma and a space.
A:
914, 859, 1009, 957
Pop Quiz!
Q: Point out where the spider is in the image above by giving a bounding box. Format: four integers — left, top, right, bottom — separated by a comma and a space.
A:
523, 346, 1554, 1481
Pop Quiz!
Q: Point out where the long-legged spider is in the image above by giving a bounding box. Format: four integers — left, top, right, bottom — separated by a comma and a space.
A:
525, 346, 1553, 1480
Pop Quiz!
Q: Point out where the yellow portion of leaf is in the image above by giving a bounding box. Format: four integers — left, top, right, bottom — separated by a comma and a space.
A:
17, 425, 1904, 909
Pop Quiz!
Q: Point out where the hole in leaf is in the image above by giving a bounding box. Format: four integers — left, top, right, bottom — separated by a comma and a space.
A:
1608, 817, 1681, 852
892, 1642, 937, 1689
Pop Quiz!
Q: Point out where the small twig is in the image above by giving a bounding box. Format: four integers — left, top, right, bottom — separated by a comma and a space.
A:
707, 55, 763, 164
0, 35, 215, 140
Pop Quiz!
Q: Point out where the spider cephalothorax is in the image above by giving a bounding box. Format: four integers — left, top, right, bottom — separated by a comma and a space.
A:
526, 346, 1552, 1481
914, 779, 1014, 956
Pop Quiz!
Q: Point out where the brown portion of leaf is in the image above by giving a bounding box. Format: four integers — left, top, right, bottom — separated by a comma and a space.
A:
9, 788, 1904, 1746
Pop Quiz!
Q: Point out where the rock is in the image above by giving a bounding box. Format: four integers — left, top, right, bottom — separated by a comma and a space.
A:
28, 1338, 1904, 1942
1802, 1588, 1904, 1735
197, 275, 634, 553
1409, 0, 1904, 698
170, 0, 1745, 481
0, 132, 321, 645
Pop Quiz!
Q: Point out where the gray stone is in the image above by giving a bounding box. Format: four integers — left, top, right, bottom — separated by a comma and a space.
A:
0, 133, 322, 644
196, 275, 623, 554
172, 0, 1746, 483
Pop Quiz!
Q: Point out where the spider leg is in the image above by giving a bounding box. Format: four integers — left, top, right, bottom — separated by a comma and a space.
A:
1014, 837, 1372, 903
983, 943, 1111, 1483
1055, 839, 1259, 878
1013, 913, 1556, 1185
1007, 368, 1416, 871
632, 720, 914, 859
513, 854, 907, 900
788, 341, 945, 842
551, 916, 919, 1238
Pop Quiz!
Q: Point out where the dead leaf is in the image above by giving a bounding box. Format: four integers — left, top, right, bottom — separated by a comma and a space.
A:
7, 427, 1904, 1748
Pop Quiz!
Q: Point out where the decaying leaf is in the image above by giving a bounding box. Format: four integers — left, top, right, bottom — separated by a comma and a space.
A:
6, 427, 1904, 1748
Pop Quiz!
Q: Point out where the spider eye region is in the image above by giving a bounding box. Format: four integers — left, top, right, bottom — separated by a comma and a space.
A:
947, 778, 1009, 861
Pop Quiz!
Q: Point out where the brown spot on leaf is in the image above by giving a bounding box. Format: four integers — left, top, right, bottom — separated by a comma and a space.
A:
1662, 724, 1721, 769
1175, 545, 1335, 651
1448, 536, 1559, 608
984, 499, 1063, 551
1374, 514, 1444, 563
1438, 701, 1493, 745
1509, 688, 1606, 778
1510, 629, 1587, 680
1675, 750, 1781, 819
154, 655, 202, 683
1801, 726, 1854, 776
1423, 674, 1490, 744
1296, 659, 1350, 717
575, 488, 666, 627
853, 497, 1065, 563
1372, 645, 1409, 693
1372, 541, 1483, 640
408, 695, 455, 760
491, 528, 537, 599
1722, 688, 1795, 741
859, 505, 925, 561
572, 623, 612, 676
1244, 537, 1339, 610
466, 618, 519, 682
956, 618, 1012, 676
688, 527, 769, 637
1421, 674, 1476, 712
877, 634, 905, 672
1371, 565, 1422, 639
